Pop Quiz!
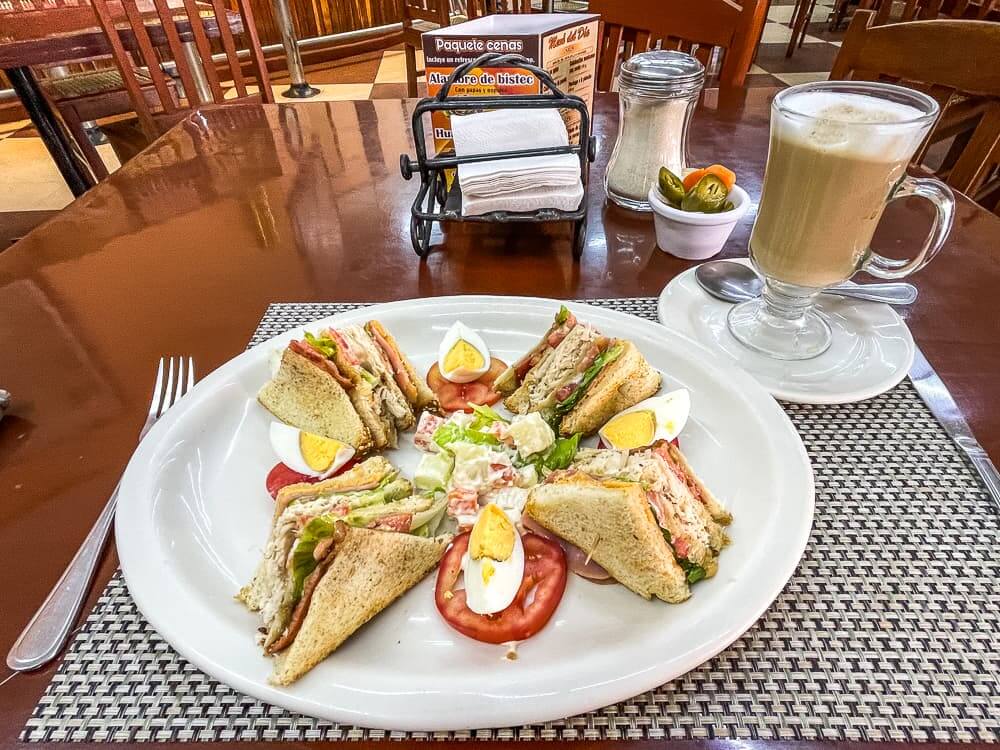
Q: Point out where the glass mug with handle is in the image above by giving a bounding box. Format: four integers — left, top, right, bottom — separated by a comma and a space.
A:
727, 80, 955, 360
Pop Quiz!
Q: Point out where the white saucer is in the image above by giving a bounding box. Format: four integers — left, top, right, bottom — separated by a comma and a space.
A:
657, 260, 915, 404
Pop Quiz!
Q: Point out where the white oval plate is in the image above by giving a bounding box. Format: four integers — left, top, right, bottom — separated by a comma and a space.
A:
657, 260, 915, 404
116, 295, 814, 731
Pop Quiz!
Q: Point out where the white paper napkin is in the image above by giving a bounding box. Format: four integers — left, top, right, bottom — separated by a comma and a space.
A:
450, 108, 583, 215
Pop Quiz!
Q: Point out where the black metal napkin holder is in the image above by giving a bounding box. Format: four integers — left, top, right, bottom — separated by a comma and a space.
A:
399, 52, 596, 258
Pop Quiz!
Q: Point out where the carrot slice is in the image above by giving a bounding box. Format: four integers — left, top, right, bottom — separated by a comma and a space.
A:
682, 164, 737, 192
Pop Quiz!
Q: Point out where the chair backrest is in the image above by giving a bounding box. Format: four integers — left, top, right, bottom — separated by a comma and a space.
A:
831, 10, 1000, 200
870, 0, 999, 24
400, 0, 451, 27
916, 0, 999, 19
90, 0, 273, 138
589, 0, 767, 90
490, 0, 532, 12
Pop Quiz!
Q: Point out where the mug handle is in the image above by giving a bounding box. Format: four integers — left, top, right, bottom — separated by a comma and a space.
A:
864, 174, 955, 280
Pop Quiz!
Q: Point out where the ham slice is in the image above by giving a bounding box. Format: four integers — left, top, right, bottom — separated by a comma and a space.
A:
289, 339, 354, 389
367, 323, 418, 403
273, 478, 381, 519
369, 513, 413, 532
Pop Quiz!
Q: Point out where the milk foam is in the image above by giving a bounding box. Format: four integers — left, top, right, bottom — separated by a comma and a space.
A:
776, 91, 927, 161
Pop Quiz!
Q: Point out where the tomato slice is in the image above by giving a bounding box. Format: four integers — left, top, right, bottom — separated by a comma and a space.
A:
435, 532, 567, 644
265, 457, 360, 500
266, 463, 319, 499
426, 357, 507, 413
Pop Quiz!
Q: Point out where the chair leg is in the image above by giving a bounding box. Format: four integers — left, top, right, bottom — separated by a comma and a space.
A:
404, 43, 418, 98
798, 0, 820, 47
58, 103, 109, 181
786, 0, 811, 56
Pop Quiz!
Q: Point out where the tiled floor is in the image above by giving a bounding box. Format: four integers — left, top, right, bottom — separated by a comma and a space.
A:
0, 4, 845, 217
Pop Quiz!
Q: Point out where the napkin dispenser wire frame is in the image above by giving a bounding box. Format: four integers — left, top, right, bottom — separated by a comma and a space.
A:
400, 52, 596, 259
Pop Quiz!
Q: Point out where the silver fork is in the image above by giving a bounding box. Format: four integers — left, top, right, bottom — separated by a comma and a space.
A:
6, 357, 196, 672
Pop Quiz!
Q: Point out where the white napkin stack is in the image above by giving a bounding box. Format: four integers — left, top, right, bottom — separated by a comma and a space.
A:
450, 108, 584, 216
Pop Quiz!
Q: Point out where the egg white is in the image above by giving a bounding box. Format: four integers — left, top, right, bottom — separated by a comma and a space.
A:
268, 422, 355, 478
437, 321, 491, 384
598, 388, 691, 449
462, 527, 525, 615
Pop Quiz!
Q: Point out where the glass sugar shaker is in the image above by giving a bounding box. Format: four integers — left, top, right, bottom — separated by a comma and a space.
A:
605, 50, 705, 212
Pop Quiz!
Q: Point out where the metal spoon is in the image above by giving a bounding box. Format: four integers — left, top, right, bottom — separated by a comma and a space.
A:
695, 261, 918, 305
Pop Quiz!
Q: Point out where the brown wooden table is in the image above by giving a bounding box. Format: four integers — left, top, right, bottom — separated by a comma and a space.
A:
0, 91, 998, 749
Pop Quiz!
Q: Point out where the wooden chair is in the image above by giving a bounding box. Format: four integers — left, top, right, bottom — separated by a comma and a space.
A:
589, 0, 767, 90
829, 0, 998, 37
831, 10, 1000, 211
90, 0, 273, 140
39, 65, 173, 179
401, 0, 491, 97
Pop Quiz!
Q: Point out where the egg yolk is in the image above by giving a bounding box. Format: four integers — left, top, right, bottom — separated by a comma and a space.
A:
469, 504, 514, 562
444, 339, 485, 373
481, 560, 496, 585
602, 410, 657, 450
299, 432, 345, 472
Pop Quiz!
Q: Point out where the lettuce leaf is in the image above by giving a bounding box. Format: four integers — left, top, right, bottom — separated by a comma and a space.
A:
410, 495, 448, 537
541, 433, 580, 470
358, 368, 379, 386
290, 515, 339, 601
469, 403, 508, 431
552, 343, 624, 421
303, 331, 336, 359
679, 559, 707, 584
432, 422, 500, 451
555, 305, 570, 325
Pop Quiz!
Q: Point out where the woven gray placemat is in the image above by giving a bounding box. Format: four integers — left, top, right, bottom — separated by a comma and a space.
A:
21, 299, 1000, 743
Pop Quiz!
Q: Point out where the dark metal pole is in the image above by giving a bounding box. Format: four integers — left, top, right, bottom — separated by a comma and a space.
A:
4, 66, 96, 197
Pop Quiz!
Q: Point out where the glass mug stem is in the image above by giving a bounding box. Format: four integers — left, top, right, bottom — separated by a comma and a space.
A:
864, 174, 955, 279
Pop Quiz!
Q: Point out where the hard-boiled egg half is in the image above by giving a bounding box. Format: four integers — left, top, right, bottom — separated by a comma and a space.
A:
462, 504, 525, 615
269, 422, 356, 478
438, 321, 490, 383
598, 388, 690, 450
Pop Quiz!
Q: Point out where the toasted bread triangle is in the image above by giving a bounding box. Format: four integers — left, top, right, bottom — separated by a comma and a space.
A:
269, 528, 447, 685
258, 349, 372, 452
559, 341, 661, 436
525, 474, 690, 603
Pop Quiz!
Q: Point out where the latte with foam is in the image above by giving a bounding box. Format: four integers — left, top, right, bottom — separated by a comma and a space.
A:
750, 91, 928, 289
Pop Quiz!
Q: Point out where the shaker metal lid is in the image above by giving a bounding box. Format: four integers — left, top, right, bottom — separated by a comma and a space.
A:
618, 50, 705, 95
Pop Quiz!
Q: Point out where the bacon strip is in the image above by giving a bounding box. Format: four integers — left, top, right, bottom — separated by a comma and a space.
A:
266, 522, 347, 655
266, 557, 330, 654
289, 339, 354, 389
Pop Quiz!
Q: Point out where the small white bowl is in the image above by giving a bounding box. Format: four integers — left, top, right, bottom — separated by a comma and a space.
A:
648, 183, 750, 260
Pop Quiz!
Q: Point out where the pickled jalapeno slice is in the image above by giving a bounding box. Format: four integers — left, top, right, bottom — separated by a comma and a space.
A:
680, 174, 728, 213
657, 167, 686, 206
